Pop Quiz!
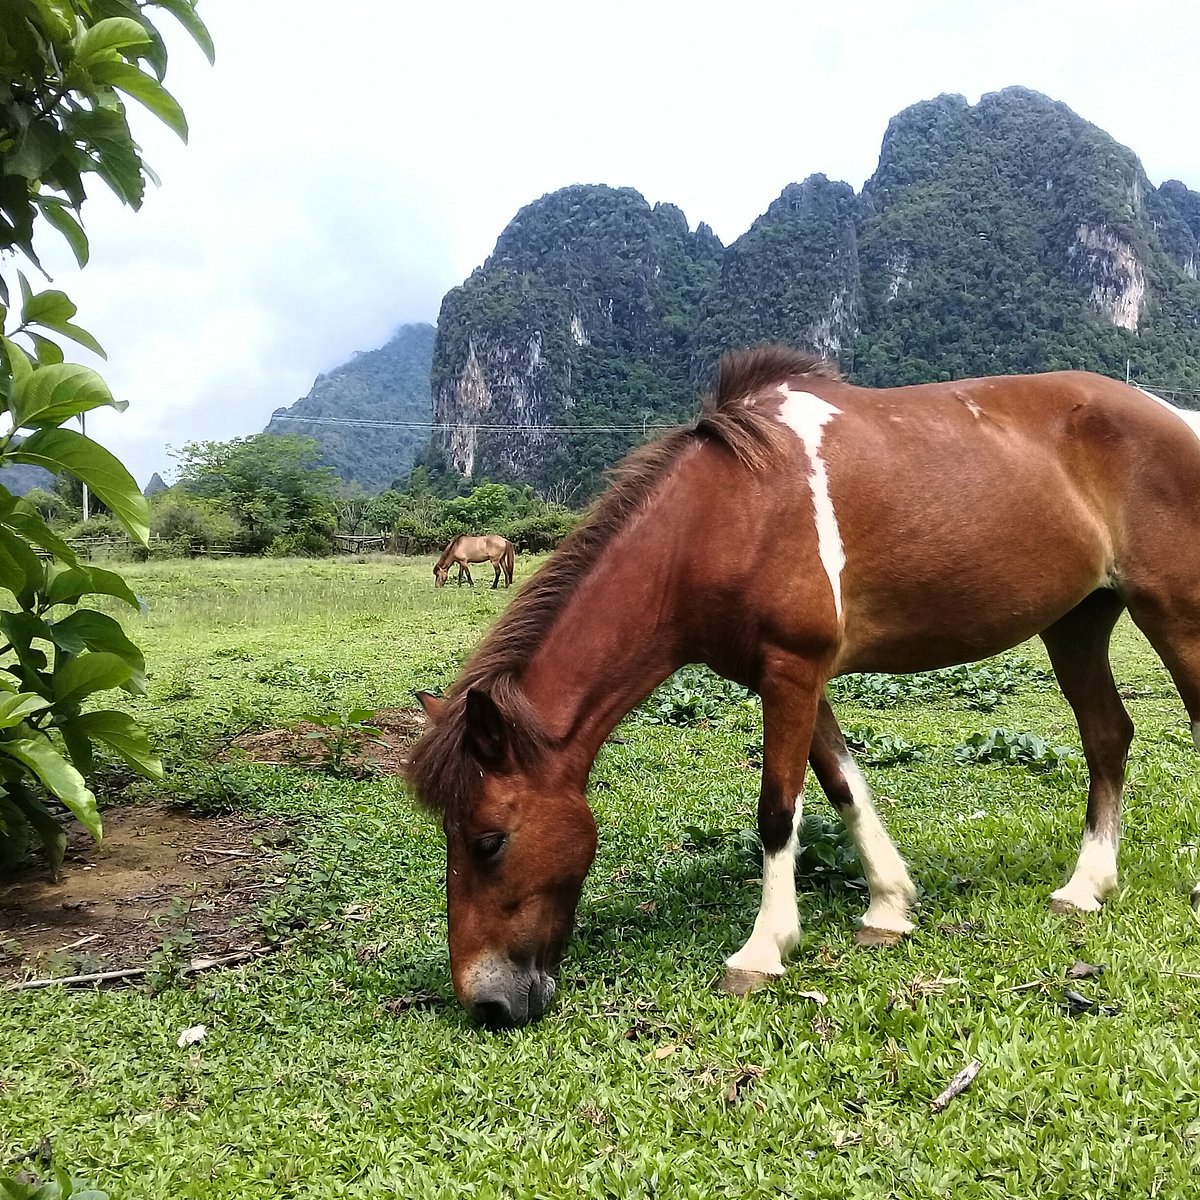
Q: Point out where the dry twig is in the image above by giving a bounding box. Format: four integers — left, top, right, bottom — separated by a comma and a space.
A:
930, 1060, 982, 1112
6, 943, 282, 991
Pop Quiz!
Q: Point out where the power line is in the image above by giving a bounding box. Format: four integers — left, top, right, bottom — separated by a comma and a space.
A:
268, 372, 1200, 437
270, 414, 677, 433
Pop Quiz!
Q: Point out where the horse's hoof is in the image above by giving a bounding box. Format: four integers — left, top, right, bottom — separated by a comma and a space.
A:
1049, 896, 1100, 915
720, 968, 778, 996
854, 925, 907, 948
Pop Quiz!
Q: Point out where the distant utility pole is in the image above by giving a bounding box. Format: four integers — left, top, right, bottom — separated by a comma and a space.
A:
79, 412, 89, 521
1126, 358, 1132, 385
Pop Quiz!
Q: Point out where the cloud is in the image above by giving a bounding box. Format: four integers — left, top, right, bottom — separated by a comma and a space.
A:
26, 0, 1199, 486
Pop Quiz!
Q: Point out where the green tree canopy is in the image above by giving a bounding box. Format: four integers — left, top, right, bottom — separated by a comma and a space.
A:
175, 433, 339, 555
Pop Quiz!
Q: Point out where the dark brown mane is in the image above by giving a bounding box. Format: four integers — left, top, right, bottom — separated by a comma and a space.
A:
713, 344, 841, 409
406, 344, 835, 820
434, 534, 463, 570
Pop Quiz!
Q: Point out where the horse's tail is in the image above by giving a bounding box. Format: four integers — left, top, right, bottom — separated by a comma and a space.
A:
503, 539, 515, 585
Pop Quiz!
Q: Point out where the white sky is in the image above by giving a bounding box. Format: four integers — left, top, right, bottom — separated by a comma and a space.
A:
27, 0, 1200, 486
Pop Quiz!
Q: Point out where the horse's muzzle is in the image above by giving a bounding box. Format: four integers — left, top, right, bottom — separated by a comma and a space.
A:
467, 968, 557, 1030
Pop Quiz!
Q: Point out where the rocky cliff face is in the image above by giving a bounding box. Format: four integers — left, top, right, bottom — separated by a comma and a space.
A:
430, 186, 721, 501
428, 89, 1200, 496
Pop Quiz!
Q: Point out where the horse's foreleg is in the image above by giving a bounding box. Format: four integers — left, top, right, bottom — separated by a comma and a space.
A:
1042, 592, 1131, 913
462, 564, 473, 586
808, 697, 916, 945
723, 670, 820, 995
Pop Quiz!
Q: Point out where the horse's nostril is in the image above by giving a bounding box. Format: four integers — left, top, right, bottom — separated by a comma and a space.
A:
472, 998, 515, 1029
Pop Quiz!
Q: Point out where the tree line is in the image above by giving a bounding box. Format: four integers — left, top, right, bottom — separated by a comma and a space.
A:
24, 432, 579, 557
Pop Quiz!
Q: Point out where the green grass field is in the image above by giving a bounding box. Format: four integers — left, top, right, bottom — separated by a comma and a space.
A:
3, 557, 1200, 1198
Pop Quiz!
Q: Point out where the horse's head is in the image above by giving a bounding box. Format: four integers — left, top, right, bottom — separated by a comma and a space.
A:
433, 563, 448, 587
413, 688, 597, 1029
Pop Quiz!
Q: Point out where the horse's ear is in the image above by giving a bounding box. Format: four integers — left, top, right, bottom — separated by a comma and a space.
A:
464, 687, 508, 768
415, 691, 447, 723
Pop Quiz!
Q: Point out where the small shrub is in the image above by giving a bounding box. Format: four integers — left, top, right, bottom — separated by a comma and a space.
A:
635, 666, 753, 726
150, 493, 239, 552
953, 727, 1082, 774
843, 725, 926, 765
297, 709, 387, 778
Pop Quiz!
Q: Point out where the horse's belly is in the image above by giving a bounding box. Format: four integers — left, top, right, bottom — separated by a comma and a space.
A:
833, 548, 1109, 675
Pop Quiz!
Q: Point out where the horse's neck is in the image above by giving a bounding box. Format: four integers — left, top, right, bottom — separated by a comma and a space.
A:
519, 516, 690, 773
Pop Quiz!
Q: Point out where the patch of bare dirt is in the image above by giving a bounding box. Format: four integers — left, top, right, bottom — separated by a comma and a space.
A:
0, 805, 288, 983
230, 706, 427, 775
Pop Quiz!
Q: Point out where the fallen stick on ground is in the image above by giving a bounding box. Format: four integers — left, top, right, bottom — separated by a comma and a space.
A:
54, 932, 103, 953
930, 1060, 983, 1112
188, 847, 255, 858
6, 943, 282, 991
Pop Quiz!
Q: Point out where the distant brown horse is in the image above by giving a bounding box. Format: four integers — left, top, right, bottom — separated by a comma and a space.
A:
434, 534, 514, 589
409, 345, 1200, 1028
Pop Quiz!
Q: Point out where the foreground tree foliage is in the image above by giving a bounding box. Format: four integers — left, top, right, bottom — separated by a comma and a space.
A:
0, 0, 212, 875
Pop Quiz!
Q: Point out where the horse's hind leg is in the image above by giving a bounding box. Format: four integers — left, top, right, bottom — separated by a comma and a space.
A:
808, 697, 917, 945
1125, 588, 1200, 909
1041, 590, 1133, 913
491, 560, 501, 589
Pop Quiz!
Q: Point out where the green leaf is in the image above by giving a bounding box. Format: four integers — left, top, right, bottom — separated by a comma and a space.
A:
35, 197, 91, 268
5, 118, 62, 180
64, 709, 162, 779
49, 609, 145, 676
53, 651, 138, 708
21, 287, 76, 328
64, 108, 145, 210
0, 693, 51, 729
1, 335, 33, 394
45, 321, 106, 358
27, 332, 65, 365
0, 611, 53, 686
88, 60, 188, 141
4, 779, 68, 878
30, 0, 76, 42
60, 717, 95, 777
9, 362, 126, 429
152, 0, 216, 64
1, 735, 102, 841
45, 563, 142, 610
0, 526, 45, 604
74, 17, 153, 69
9, 427, 150, 544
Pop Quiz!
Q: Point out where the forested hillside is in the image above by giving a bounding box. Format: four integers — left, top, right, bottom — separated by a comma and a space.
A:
264, 323, 435, 492
426, 187, 722, 503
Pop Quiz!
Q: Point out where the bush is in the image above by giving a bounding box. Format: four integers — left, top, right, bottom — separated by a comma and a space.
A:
150, 493, 240, 552
502, 507, 578, 553
267, 525, 335, 557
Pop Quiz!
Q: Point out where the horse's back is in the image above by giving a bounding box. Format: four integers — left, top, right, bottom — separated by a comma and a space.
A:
728, 368, 1200, 673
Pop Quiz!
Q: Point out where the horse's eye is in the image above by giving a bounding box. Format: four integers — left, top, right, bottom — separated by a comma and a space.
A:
474, 833, 506, 860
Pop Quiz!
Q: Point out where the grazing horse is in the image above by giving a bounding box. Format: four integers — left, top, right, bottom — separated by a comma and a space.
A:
408, 345, 1200, 1028
434, 534, 515, 589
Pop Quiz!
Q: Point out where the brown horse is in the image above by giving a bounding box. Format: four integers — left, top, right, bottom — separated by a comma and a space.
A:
434, 534, 515, 589
409, 345, 1200, 1028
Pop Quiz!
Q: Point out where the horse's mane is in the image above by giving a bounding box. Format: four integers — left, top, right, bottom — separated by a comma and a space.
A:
434, 534, 463, 570
406, 345, 835, 820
